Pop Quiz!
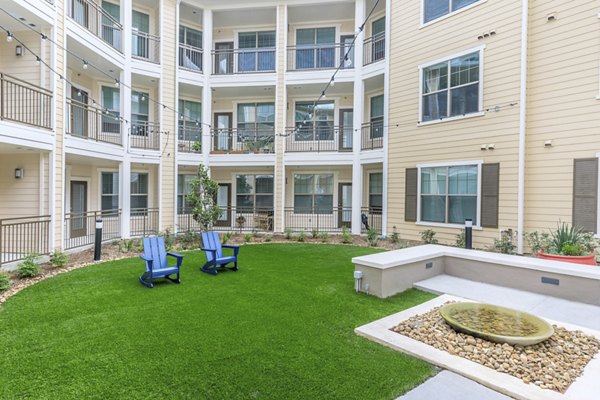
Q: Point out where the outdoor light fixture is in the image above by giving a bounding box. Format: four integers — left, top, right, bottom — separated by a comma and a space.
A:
15, 45, 22, 56
6, 31, 13, 42
15, 168, 23, 179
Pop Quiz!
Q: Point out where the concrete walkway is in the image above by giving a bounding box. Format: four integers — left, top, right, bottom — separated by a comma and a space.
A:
395, 274, 600, 399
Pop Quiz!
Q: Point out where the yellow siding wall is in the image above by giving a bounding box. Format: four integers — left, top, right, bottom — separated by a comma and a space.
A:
0, 154, 44, 219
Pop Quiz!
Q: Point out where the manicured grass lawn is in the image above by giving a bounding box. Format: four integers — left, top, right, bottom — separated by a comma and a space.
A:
0, 244, 436, 399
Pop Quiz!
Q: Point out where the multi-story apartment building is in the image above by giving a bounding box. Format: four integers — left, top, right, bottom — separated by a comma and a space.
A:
1, 0, 598, 266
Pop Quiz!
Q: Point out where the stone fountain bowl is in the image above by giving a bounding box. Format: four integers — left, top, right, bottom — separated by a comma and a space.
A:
440, 302, 554, 346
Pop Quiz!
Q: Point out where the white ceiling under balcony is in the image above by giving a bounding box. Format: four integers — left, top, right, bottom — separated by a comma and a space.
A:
213, 8, 276, 28
287, 81, 353, 97
66, 37, 123, 80
288, 2, 354, 24
211, 85, 276, 100
0, 2, 53, 32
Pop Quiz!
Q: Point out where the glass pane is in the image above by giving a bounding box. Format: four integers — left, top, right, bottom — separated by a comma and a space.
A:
255, 175, 274, 193
370, 95, 384, 118
296, 29, 315, 45
423, 62, 448, 93
256, 103, 275, 123
185, 26, 202, 48
131, 91, 149, 115
132, 10, 149, 33
181, 100, 201, 121
448, 165, 478, 194
421, 167, 446, 195
450, 83, 479, 116
424, 0, 449, 23
102, 86, 120, 111
238, 104, 256, 123
316, 28, 335, 44
256, 194, 273, 209
421, 195, 446, 222
102, 172, 119, 195
236, 195, 254, 209
422, 91, 448, 121
453, 0, 478, 12
316, 174, 333, 194
257, 49, 275, 71
369, 194, 383, 209
294, 195, 312, 213
315, 195, 333, 214
130, 173, 148, 195
372, 17, 385, 36
450, 52, 479, 87
102, 195, 119, 211
102, 1, 120, 19
236, 175, 254, 194
238, 32, 257, 48
177, 174, 184, 194
130, 195, 148, 209
448, 196, 477, 224
294, 175, 313, 194
369, 173, 383, 193
257, 31, 275, 48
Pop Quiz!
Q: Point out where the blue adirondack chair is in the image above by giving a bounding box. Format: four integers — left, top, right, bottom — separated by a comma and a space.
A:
139, 237, 183, 288
200, 231, 239, 275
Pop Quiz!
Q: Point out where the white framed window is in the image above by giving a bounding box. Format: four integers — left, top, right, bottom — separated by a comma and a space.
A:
236, 175, 274, 212
417, 161, 482, 227
419, 47, 484, 124
423, 0, 482, 25
130, 172, 148, 213
101, 172, 119, 215
177, 174, 195, 214
369, 172, 383, 214
293, 174, 334, 214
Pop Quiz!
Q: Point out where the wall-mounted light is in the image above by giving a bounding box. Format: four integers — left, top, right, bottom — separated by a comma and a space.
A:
15, 168, 24, 179
15, 45, 22, 56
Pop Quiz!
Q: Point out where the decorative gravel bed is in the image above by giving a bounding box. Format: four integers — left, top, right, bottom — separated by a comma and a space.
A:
391, 304, 600, 393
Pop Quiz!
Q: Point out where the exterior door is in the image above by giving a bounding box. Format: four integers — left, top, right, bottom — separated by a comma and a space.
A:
338, 183, 352, 228
70, 181, 88, 238
339, 109, 353, 151
214, 112, 232, 151
340, 35, 355, 68
215, 42, 234, 74
71, 86, 89, 137
215, 183, 231, 227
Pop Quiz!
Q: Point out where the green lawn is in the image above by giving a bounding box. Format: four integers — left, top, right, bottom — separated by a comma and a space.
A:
0, 244, 436, 399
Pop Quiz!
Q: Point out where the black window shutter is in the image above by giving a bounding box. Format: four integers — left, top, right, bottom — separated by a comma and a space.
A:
405, 168, 418, 222
481, 163, 500, 228
573, 158, 598, 233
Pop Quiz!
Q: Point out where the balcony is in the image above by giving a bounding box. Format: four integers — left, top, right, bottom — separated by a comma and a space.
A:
212, 48, 276, 75
130, 121, 160, 150
64, 209, 121, 250
0, 215, 51, 266
132, 30, 160, 63
361, 121, 384, 150
178, 123, 202, 153
130, 208, 159, 237
179, 43, 203, 72
284, 126, 352, 153
363, 33, 385, 66
68, 0, 123, 52
1, 73, 52, 130
284, 207, 351, 233
66, 98, 122, 146
287, 43, 353, 71
210, 128, 274, 154
178, 206, 274, 233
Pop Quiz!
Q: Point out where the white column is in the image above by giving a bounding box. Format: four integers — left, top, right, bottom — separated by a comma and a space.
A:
202, 9, 213, 159
381, 0, 391, 237
120, 161, 131, 238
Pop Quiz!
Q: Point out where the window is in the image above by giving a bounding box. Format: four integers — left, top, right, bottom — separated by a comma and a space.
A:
238, 103, 275, 145
131, 90, 149, 136
177, 174, 194, 213
132, 10, 150, 58
179, 25, 202, 71
370, 95, 384, 139
130, 173, 148, 212
236, 175, 274, 212
369, 172, 383, 214
294, 174, 334, 214
178, 99, 201, 144
101, 86, 120, 133
238, 31, 276, 72
371, 17, 385, 62
296, 27, 335, 69
421, 51, 480, 122
424, 0, 480, 24
294, 101, 334, 141
179, 26, 202, 49
101, 172, 119, 215
101, 1, 121, 48
420, 165, 478, 224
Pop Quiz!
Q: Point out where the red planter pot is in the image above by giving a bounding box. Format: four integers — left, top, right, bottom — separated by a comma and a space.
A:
536, 251, 597, 266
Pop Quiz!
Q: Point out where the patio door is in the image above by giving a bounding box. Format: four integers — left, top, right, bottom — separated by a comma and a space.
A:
338, 183, 352, 228
339, 109, 353, 151
340, 35, 355, 68
215, 42, 233, 74
132, 10, 150, 59
214, 112, 232, 151
215, 183, 231, 227
70, 181, 88, 238
71, 86, 89, 137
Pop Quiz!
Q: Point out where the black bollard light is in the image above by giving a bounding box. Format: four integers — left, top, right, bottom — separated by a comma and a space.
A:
94, 218, 103, 261
465, 219, 473, 249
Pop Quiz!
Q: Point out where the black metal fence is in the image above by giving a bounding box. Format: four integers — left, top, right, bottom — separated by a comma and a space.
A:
0, 215, 51, 265
1, 73, 52, 129
64, 210, 121, 250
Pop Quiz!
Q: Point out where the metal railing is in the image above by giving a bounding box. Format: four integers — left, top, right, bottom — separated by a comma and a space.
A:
179, 43, 203, 72
360, 206, 382, 234
132, 30, 160, 63
287, 43, 354, 71
64, 209, 121, 250
284, 207, 352, 233
130, 208, 159, 237
361, 120, 384, 150
1, 73, 52, 129
212, 47, 276, 75
177, 207, 275, 233
363, 33, 385, 65
178, 123, 202, 153
130, 121, 160, 150
210, 128, 275, 154
66, 98, 122, 145
0, 215, 51, 265
284, 125, 353, 152
69, 0, 123, 51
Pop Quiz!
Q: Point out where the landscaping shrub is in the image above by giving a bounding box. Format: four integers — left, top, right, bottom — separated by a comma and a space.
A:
420, 229, 438, 244
455, 231, 465, 248
17, 254, 41, 278
0, 273, 11, 292
311, 229, 318, 239
49, 250, 69, 268
264, 235, 272, 242
494, 231, 516, 254
390, 226, 400, 244
367, 228, 379, 247
222, 231, 233, 244
341, 227, 352, 244
297, 230, 306, 242
244, 233, 252, 243
285, 228, 293, 240
319, 232, 329, 243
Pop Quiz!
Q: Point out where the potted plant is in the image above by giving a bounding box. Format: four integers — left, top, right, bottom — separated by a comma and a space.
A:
526, 221, 598, 266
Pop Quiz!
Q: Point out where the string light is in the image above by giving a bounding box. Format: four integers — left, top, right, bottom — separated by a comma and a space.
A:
6, 31, 12, 42
82, 60, 88, 69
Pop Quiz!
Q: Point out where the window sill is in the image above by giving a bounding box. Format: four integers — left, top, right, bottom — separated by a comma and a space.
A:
415, 221, 483, 230
418, 111, 485, 126
420, 1, 488, 29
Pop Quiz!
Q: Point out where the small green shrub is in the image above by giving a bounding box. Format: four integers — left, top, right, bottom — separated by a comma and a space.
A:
311, 229, 318, 239
420, 229, 438, 244
297, 230, 306, 242
160, 228, 174, 251
494, 231, 516, 254
49, 250, 69, 268
191, 141, 202, 153
341, 227, 352, 244
390, 226, 400, 244
397, 240, 409, 249
285, 228, 293, 240
367, 228, 379, 247
0, 273, 11, 292
17, 254, 41, 278
561, 243, 584, 256
244, 233, 252, 243
222, 231, 233, 244
455, 231, 465, 248
264, 235, 272, 242
319, 232, 329, 243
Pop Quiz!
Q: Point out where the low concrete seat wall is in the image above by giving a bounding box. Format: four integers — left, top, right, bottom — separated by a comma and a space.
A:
352, 245, 600, 306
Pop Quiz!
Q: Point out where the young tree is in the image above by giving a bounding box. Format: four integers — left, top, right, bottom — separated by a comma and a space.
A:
186, 164, 221, 231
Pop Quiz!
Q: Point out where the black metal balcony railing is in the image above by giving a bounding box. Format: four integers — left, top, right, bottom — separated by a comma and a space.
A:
64, 209, 121, 250
69, 0, 123, 51
130, 208, 159, 237
179, 43, 203, 72
284, 207, 352, 233
178, 123, 202, 153
1, 73, 52, 130
287, 43, 354, 71
363, 33, 385, 65
177, 207, 274, 233
132, 30, 160, 63
210, 128, 275, 154
360, 206, 383, 234
0, 215, 51, 265
212, 47, 276, 75
130, 121, 160, 150
361, 120, 384, 150
284, 125, 353, 153
66, 98, 122, 145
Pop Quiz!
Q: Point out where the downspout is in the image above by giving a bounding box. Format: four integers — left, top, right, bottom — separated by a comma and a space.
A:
517, 0, 529, 254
